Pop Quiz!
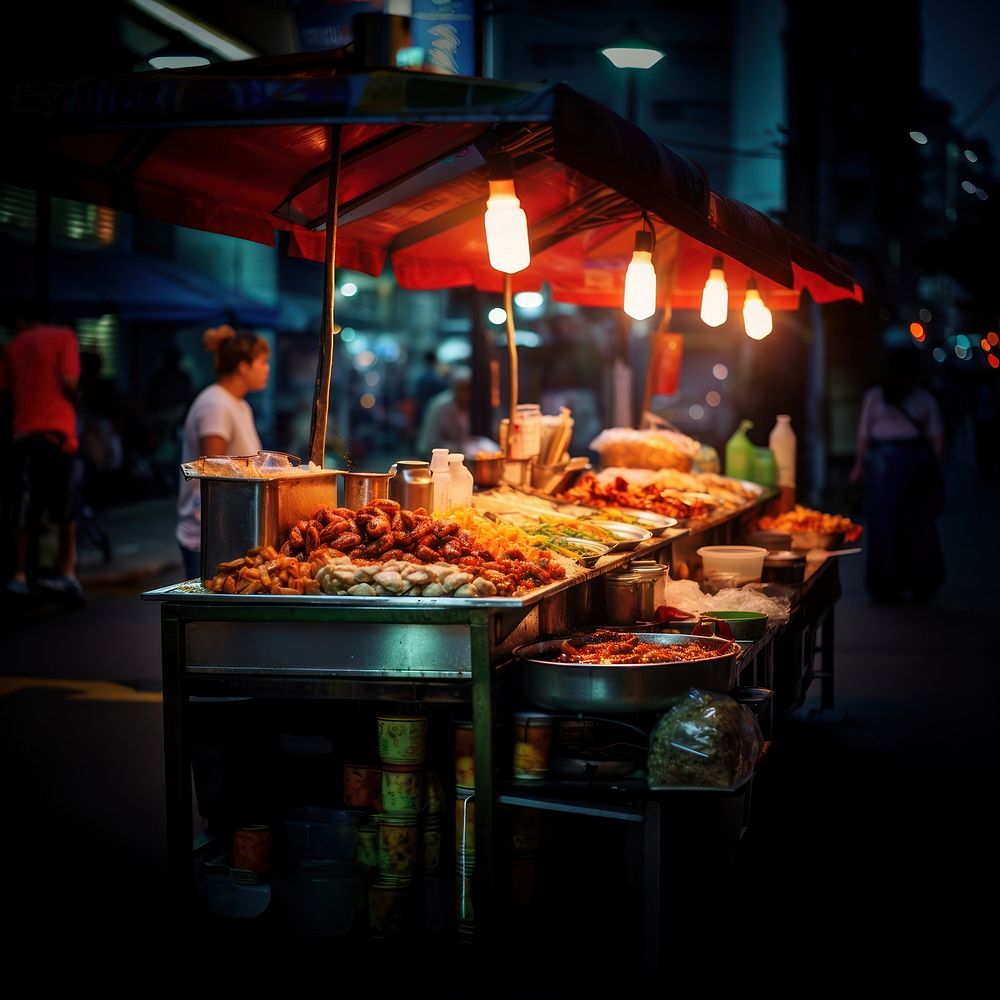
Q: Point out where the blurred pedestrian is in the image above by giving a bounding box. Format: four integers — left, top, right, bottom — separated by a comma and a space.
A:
416, 365, 471, 455
850, 347, 945, 603
177, 326, 271, 579
411, 350, 448, 430
0, 303, 83, 597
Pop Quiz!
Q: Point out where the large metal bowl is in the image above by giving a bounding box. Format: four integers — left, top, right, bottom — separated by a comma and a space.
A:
514, 632, 740, 713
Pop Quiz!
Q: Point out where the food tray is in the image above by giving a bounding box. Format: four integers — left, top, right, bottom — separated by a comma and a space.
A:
514, 632, 740, 712
586, 521, 653, 551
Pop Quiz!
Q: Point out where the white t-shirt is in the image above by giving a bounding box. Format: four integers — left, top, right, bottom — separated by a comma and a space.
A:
857, 386, 943, 446
176, 384, 262, 550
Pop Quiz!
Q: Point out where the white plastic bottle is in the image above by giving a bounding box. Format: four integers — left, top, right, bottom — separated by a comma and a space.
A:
448, 453, 475, 508
429, 448, 452, 513
769, 414, 797, 489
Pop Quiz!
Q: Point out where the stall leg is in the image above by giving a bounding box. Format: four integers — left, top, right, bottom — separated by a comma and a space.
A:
643, 799, 662, 975
820, 606, 835, 709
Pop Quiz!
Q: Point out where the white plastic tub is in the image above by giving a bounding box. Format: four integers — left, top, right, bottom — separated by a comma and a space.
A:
696, 545, 768, 585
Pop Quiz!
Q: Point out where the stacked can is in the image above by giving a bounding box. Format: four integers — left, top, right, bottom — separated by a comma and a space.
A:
369, 714, 427, 935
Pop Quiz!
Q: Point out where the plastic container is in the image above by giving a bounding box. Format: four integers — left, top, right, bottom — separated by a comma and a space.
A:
724, 419, 756, 482
377, 813, 420, 878
278, 807, 362, 868
697, 545, 768, 585
270, 861, 368, 937
751, 447, 776, 488
769, 414, 796, 489
381, 764, 424, 814
429, 448, 452, 513
454, 721, 475, 789
376, 714, 428, 766
508, 403, 541, 459
448, 453, 475, 508
511, 712, 554, 781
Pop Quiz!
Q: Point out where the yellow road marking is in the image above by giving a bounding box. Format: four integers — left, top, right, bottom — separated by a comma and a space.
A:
0, 677, 162, 703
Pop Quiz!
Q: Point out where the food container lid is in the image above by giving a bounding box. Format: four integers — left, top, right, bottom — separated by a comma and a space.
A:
604, 572, 642, 586
511, 711, 553, 724
763, 549, 806, 565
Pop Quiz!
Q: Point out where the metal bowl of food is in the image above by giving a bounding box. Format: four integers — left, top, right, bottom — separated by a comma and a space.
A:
789, 530, 845, 551
586, 520, 653, 552
470, 452, 505, 488
514, 630, 740, 712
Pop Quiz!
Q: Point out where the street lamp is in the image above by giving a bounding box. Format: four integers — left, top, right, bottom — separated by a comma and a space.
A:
600, 19, 665, 124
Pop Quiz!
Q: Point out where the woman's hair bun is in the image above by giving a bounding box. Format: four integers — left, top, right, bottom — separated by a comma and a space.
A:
203, 324, 238, 352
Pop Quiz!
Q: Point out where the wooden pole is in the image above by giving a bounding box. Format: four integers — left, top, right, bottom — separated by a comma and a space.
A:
309, 127, 342, 468
640, 228, 681, 420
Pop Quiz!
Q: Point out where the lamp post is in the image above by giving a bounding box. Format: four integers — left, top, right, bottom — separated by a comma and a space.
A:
601, 21, 665, 426
600, 20, 665, 127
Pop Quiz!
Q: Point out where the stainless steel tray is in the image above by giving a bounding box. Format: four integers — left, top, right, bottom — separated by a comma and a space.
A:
514, 632, 740, 712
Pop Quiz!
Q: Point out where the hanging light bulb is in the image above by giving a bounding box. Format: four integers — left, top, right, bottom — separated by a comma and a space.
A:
623, 227, 656, 320
700, 255, 728, 327
484, 152, 531, 274
743, 279, 773, 340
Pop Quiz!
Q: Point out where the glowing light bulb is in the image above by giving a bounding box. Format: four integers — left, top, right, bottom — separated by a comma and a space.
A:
743, 280, 772, 340
484, 154, 530, 274
700, 256, 728, 327
623, 230, 656, 320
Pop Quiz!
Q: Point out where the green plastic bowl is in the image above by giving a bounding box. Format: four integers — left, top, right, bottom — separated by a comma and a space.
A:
708, 611, 768, 641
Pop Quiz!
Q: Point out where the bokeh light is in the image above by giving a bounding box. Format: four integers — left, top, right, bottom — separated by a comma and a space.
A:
712, 363, 729, 381
706, 390, 721, 407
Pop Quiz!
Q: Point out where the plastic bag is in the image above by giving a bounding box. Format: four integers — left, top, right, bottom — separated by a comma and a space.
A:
647, 688, 763, 790
588, 427, 699, 472
659, 574, 790, 623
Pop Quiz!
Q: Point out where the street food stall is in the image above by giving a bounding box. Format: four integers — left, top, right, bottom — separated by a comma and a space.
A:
4, 56, 862, 963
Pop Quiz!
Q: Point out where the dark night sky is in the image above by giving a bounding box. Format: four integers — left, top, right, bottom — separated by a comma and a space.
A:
923, 0, 1000, 153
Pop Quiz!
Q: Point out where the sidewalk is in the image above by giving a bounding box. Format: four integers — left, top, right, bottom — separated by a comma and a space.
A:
76, 496, 181, 587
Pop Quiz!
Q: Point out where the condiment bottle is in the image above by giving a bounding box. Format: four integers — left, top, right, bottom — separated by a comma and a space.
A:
768, 414, 796, 489
429, 448, 452, 513
448, 453, 475, 507
768, 413, 796, 510
725, 419, 755, 481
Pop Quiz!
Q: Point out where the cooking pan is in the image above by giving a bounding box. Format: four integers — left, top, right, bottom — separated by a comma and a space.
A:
514, 632, 740, 713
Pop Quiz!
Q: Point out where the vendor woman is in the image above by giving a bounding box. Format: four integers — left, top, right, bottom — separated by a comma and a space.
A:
176, 325, 271, 578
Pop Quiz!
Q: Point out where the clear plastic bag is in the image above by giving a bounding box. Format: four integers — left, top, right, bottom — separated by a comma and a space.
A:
588, 427, 700, 472
647, 688, 763, 790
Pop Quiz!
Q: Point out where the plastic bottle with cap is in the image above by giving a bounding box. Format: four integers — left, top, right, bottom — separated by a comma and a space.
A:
429, 448, 452, 513
448, 453, 475, 508
724, 419, 756, 482
768, 414, 796, 489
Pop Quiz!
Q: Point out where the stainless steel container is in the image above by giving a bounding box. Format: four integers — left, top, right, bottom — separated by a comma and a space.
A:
603, 571, 655, 625
340, 470, 396, 510
388, 461, 433, 511
199, 472, 337, 581
514, 633, 740, 712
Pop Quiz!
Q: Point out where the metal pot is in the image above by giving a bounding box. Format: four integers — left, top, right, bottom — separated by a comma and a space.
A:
762, 549, 806, 584
338, 469, 396, 509
388, 461, 433, 511
514, 632, 740, 713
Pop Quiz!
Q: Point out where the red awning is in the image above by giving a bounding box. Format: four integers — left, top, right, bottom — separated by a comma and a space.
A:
5, 62, 862, 311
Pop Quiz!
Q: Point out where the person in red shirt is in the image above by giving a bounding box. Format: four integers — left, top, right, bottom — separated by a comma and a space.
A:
0, 305, 83, 596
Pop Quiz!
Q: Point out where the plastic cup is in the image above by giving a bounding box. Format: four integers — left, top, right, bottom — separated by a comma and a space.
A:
343, 763, 382, 809
421, 818, 442, 872
454, 721, 475, 789
376, 714, 428, 765
381, 764, 424, 814
377, 814, 419, 878
369, 879, 411, 937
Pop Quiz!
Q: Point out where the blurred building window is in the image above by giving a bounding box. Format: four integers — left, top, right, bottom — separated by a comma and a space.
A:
0, 185, 115, 244
77, 314, 118, 377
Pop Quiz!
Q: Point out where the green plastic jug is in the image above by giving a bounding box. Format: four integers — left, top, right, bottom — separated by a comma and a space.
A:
725, 419, 756, 481
752, 446, 777, 488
